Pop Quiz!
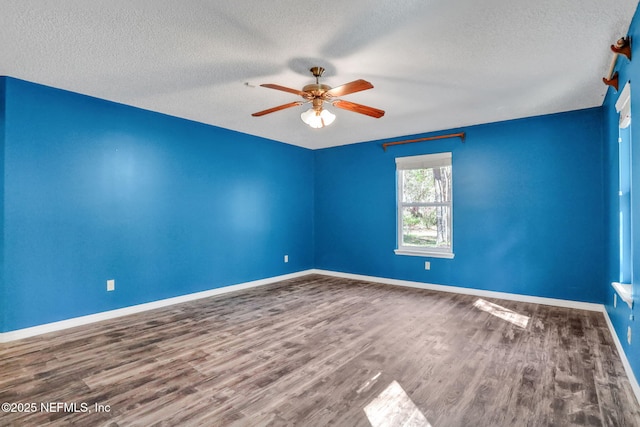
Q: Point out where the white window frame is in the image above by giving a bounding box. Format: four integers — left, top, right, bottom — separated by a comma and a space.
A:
612, 81, 633, 308
395, 152, 454, 259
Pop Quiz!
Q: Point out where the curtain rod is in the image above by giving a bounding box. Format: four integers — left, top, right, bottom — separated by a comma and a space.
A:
603, 36, 632, 91
382, 132, 465, 151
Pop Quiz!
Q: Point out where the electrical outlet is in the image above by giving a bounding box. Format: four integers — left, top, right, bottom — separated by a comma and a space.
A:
284, 255, 289, 263
107, 279, 115, 292
424, 261, 430, 270
628, 326, 632, 345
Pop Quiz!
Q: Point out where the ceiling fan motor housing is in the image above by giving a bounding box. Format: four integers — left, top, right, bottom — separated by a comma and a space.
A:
304, 65, 331, 111
302, 83, 332, 100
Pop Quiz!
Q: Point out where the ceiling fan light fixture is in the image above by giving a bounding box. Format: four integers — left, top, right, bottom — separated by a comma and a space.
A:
300, 107, 335, 128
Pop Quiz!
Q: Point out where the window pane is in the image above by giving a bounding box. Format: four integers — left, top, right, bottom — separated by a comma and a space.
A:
401, 206, 451, 248
402, 166, 451, 203
619, 124, 632, 283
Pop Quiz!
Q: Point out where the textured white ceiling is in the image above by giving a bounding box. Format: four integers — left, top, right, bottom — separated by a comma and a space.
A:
1, 1, 638, 149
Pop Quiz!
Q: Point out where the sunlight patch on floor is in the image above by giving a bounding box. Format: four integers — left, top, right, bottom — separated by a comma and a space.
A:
364, 380, 431, 427
473, 298, 530, 329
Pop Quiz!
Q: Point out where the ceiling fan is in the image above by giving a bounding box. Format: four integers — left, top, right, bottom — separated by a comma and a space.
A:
251, 66, 385, 128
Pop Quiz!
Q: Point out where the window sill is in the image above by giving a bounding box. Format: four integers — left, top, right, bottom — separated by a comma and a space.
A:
394, 249, 455, 259
612, 282, 633, 309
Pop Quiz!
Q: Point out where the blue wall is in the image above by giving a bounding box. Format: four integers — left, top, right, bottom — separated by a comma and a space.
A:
1, 77, 314, 332
315, 108, 605, 303
0, 77, 5, 333
603, 6, 640, 381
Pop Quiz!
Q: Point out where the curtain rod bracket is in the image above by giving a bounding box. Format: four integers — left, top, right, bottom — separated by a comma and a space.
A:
612, 36, 632, 60
603, 72, 620, 91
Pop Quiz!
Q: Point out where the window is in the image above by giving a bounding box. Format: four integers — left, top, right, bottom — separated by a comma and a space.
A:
616, 82, 632, 285
395, 152, 453, 258
612, 81, 633, 308
619, 119, 632, 284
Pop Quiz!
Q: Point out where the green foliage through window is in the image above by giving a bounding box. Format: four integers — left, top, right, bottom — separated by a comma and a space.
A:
398, 160, 452, 251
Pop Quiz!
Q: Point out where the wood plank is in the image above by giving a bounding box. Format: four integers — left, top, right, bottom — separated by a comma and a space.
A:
0, 274, 639, 426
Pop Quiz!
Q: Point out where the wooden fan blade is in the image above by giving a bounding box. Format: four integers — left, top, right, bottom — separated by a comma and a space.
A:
252, 101, 303, 117
332, 100, 385, 118
260, 83, 307, 97
325, 79, 373, 97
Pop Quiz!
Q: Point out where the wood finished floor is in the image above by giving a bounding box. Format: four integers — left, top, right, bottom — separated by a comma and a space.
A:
1, 274, 639, 426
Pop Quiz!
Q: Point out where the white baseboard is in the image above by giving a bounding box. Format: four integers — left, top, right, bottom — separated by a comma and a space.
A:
602, 310, 640, 405
311, 269, 640, 405
311, 269, 604, 312
0, 270, 314, 343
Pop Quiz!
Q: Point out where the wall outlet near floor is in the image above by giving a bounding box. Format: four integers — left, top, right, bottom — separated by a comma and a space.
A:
424, 261, 430, 270
107, 279, 115, 292
284, 255, 289, 263
628, 326, 632, 345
